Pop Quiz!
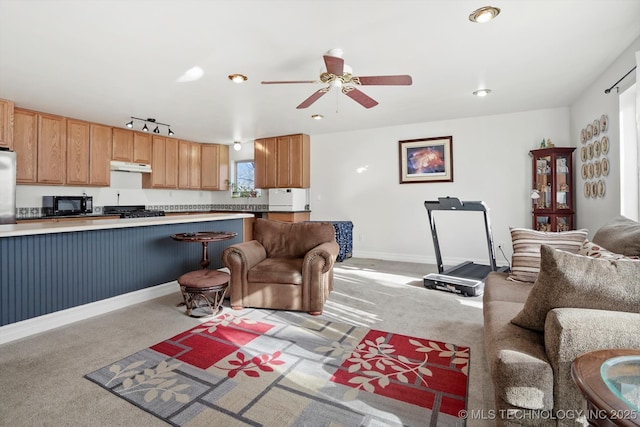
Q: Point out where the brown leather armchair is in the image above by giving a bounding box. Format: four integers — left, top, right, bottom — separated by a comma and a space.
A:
222, 218, 339, 315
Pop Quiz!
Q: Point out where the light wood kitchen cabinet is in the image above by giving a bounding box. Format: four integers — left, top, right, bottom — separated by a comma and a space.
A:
165, 137, 178, 187
66, 120, 111, 186
37, 113, 66, 184
178, 140, 201, 189
66, 119, 90, 185
201, 143, 229, 190
255, 133, 309, 189
267, 212, 310, 222
142, 136, 179, 189
178, 140, 190, 188
0, 99, 14, 149
112, 128, 134, 161
254, 137, 277, 189
13, 108, 38, 183
133, 131, 152, 164
89, 124, 112, 186
189, 142, 201, 189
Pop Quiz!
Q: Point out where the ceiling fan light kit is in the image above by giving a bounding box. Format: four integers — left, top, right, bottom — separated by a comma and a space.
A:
126, 117, 174, 136
228, 74, 248, 83
262, 51, 412, 109
469, 6, 501, 23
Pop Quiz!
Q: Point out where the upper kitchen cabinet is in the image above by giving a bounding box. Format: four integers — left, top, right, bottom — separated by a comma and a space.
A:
89, 124, 112, 186
37, 113, 67, 184
0, 99, 14, 149
112, 128, 133, 162
178, 140, 201, 189
255, 133, 310, 189
13, 108, 38, 183
201, 143, 229, 190
189, 141, 201, 189
254, 137, 278, 189
66, 119, 90, 185
142, 136, 179, 189
133, 131, 152, 164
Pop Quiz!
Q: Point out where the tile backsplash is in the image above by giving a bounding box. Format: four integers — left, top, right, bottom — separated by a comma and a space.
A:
16, 204, 270, 219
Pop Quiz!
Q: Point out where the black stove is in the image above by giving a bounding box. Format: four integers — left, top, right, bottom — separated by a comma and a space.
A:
103, 205, 165, 219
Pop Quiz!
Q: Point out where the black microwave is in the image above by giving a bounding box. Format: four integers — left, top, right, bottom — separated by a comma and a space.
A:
43, 196, 93, 216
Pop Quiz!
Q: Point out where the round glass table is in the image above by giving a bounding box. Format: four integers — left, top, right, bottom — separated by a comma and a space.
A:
572, 349, 640, 426
602, 356, 640, 412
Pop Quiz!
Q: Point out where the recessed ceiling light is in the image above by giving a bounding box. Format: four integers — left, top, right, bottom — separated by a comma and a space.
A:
228, 74, 248, 83
469, 6, 501, 23
311, 114, 324, 120
473, 89, 491, 97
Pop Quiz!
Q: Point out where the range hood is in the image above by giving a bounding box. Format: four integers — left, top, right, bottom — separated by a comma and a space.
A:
110, 161, 152, 173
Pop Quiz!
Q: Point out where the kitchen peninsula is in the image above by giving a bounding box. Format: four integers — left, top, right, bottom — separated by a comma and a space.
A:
0, 213, 251, 335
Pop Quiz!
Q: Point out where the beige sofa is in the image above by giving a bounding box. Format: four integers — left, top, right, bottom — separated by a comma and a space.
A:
483, 216, 640, 426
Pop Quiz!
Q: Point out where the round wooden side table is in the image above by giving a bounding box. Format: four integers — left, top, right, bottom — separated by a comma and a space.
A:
171, 231, 237, 268
171, 231, 238, 316
571, 349, 640, 426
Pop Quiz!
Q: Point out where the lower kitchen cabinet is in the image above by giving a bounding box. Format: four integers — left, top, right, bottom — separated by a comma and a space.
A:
267, 212, 310, 222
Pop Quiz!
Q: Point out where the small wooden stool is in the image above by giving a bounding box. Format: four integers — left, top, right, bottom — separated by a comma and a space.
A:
177, 270, 230, 317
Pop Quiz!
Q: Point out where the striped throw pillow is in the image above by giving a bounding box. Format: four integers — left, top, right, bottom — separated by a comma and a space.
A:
507, 227, 588, 283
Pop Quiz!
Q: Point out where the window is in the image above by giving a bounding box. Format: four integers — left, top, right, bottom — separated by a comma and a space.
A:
234, 160, 256, 195
620, 82, 638, 220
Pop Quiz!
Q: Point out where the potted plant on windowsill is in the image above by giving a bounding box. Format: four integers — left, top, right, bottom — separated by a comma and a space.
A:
230, 182, 256, 198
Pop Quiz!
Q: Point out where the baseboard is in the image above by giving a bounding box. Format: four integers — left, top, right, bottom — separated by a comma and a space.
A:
0, 282, 179, 346
352, 250, 437, 264
352, 251, 509, 269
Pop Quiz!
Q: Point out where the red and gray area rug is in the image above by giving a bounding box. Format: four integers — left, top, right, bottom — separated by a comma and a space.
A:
85, 310, 469, 426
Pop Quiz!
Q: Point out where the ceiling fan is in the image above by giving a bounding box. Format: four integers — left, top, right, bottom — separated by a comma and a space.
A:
261, 51, 412, 109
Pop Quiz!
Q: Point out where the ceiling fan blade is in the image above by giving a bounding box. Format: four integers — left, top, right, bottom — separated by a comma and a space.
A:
261, 80, 318, 84
296, 88, 330, 109
356, 75, 413, 85
323, 55, 344, 76
342, 87, 379, 109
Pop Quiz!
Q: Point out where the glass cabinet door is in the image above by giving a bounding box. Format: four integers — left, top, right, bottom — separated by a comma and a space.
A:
534, 154, 552, 210
555, 154, 571, 210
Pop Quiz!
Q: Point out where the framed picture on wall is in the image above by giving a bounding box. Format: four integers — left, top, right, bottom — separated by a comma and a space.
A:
398, 136, 453, 184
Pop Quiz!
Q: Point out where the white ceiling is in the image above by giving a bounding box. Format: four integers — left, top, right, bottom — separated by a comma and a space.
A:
1, 0, 639, 146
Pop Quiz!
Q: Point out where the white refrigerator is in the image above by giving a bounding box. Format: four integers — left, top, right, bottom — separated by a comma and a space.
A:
0, 148, 17, 224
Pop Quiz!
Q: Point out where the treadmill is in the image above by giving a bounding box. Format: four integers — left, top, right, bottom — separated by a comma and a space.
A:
423, 197, 508, 297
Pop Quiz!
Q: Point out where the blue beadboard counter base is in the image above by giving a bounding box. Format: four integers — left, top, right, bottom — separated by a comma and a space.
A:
0, 214, 251, 327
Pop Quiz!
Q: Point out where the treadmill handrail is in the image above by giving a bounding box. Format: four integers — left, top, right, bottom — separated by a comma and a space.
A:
424, 197, 498, 273
424, 197, 489, 212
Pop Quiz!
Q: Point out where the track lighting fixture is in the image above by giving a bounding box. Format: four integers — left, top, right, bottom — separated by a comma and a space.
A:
125, 117, 174, 136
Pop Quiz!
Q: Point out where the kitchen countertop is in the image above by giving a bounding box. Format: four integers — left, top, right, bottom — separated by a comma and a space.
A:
0, 213, 254, 238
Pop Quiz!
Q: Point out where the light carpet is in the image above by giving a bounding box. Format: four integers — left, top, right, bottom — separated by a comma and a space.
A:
86, 309, 470, 426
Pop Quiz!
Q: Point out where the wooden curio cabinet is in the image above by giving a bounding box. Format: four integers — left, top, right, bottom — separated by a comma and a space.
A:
530, 147, 576, 231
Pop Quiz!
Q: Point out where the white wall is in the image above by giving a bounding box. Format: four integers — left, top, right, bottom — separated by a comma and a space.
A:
309, 108, 570, 266
570, 36, 640, 235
